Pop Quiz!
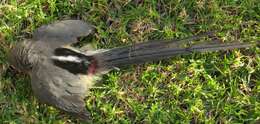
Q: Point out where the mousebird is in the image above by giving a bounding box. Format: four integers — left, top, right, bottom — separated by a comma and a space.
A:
7, 20, 256, 119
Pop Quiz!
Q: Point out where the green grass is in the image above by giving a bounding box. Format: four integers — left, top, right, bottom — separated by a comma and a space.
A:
0, 0, 260, 123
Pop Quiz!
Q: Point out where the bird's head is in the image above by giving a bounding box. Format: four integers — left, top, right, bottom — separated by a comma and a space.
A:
7, 40, 38, 73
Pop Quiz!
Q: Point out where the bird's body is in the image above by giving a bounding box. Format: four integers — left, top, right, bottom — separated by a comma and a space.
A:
8, 20, 256, 120
8, 20, 98, 119
10, 40, 96, 119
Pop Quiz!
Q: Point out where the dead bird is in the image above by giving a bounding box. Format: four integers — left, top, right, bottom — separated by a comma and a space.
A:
7, 20, 256, 119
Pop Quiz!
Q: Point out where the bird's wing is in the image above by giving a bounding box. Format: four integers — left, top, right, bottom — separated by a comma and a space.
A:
33, 20, 95, 46
31, 60, 93, 119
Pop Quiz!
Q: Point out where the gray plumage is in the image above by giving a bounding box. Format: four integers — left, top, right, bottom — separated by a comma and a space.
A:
8, 20, 255, 120
8, 20, 96, 119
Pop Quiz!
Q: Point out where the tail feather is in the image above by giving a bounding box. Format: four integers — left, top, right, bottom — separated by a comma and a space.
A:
50, 33, 257, 73
98, 41, 255, 69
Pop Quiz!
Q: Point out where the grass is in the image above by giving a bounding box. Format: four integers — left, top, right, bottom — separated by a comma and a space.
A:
0, 0, 260, 123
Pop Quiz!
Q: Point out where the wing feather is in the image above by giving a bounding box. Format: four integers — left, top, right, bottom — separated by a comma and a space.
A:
33, 20, 95, 46
31, 60, 91, 119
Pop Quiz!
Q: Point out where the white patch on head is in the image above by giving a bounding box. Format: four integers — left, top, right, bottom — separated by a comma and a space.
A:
51, 55, 82, 63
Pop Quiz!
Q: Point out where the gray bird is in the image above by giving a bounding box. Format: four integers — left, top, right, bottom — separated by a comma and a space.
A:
7, 20, 254, 119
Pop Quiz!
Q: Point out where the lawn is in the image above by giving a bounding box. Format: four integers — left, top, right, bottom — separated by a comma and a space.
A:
0, 0, 260, 123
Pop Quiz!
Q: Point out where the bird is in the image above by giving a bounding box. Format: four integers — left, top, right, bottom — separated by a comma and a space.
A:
7, 19, 255, 120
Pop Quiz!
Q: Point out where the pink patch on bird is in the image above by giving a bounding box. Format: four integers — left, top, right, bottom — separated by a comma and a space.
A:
88, 59, 97, 74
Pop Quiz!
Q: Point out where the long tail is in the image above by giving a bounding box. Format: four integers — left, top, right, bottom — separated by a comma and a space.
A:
51, 33, 256, 74
97, 35, 255, 69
